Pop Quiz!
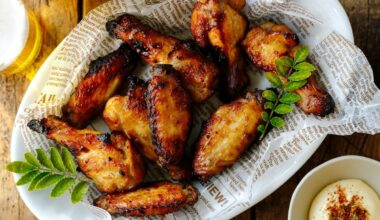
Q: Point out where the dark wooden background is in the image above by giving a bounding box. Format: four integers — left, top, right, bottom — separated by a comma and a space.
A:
0, 0, 379, 219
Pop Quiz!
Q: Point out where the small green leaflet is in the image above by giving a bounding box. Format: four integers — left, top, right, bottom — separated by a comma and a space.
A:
264, 102, 274, 110
288, 71, 311, 82
275, 56, 292, 77
24, 152, 40, 167
71, 181, 90, 204
262, 90, 277, 101
277, 56, 293, 67
6, 147, 90, 204
6, 161, 35, 174
51, 148, 66, 172
265, 72, 282, 88
258, 124, 265, 133
261, 112, 269, 122
280, 93, 301, 104
259, 44, 314, 140
35, 174, 64, 190
36, 149, 54, 169
274, 104, 293, 115
270, 117, 286, 128
51, 178, 75, 198
294, 62, 316, 72
294, 46, 309, 63
285, 80, 307, 92
62, 148, 77, 174
29, 172, 50, 191
16, 170, 40, 186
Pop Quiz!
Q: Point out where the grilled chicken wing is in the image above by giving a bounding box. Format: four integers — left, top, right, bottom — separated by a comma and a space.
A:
103, 77, 191, 180
62, 44, 137, 128
191, 0, 248, 99
103, 77, 157, 162
106, 14, 219, 103
147, 65, 192, 167
242, 22, 298, 72
193, 91, 265, 181
94, 181, 198, 217
242, 22, 334, 116
27, 116, 145, 193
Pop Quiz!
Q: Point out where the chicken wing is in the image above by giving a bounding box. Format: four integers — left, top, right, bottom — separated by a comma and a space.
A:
103, 77, 157, 162
191, 0, 248, 99
193, 91, 265, 181
106, 14, 219, 103
103, 77, 191, 180
242, 22, 334, 116
62, 44, 137, 128
147, 65, 192, 167
94, 181, 198, 217
27, 116, 145, 193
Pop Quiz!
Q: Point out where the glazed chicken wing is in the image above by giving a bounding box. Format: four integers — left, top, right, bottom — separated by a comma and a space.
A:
27, 116, 145, 193
106, 14, 219, 103
147, 65, 192, 167
103, 77, 191, 180
94, 181, 198, 217
242, 22, 334, 116
193, 91, 265, 181
62, 44, 137, 128
191, 0, 248, 99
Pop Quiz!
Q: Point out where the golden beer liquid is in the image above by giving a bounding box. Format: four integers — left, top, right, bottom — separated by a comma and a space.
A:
0, 10, 42, 76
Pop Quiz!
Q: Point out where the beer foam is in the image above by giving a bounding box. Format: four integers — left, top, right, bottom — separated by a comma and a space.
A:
0, 0, 28, 71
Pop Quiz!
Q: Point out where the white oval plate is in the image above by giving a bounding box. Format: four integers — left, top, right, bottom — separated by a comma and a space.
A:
11, 0, 353, 219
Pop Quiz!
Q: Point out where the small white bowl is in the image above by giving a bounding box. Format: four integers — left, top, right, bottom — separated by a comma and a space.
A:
288, 155, 380, 220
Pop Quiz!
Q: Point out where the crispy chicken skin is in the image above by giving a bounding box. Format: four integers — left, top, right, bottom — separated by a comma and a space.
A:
193, 91, 265, 181
191, 0, 248, 99
147, 65, 192, 167
242, 22, 334, 116
242, 22, 298, 72
103, 77, 157, 162
94, 181, 198, 217
62, 44, 137, 128
27, 116, 145, 193
296, 76, 335, 116
103, 77, 191, 180
106, 14, 219, 103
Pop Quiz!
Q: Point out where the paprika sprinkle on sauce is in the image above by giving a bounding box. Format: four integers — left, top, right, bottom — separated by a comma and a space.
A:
327, 185, 368, 220
309, 179, 380, 220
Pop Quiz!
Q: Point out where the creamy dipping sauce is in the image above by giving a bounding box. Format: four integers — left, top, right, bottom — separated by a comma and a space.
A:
309, 179, 380, 220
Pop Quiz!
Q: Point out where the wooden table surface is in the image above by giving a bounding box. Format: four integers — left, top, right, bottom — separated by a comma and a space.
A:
1, 0, 379, 219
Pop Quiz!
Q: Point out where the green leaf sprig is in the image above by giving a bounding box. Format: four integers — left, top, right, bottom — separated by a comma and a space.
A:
6, 147, 90, 204
258, 46, 316, 140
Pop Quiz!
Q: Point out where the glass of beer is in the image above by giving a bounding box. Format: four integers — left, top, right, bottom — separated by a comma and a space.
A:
0, 1, 42, 76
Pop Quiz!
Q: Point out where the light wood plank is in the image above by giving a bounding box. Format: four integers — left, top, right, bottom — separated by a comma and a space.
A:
83, 0, 109, 15
0, 75, 32, 220
22, 0, 79, 79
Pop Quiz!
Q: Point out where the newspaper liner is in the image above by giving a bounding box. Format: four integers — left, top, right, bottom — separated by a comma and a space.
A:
14, 0, 380, 219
